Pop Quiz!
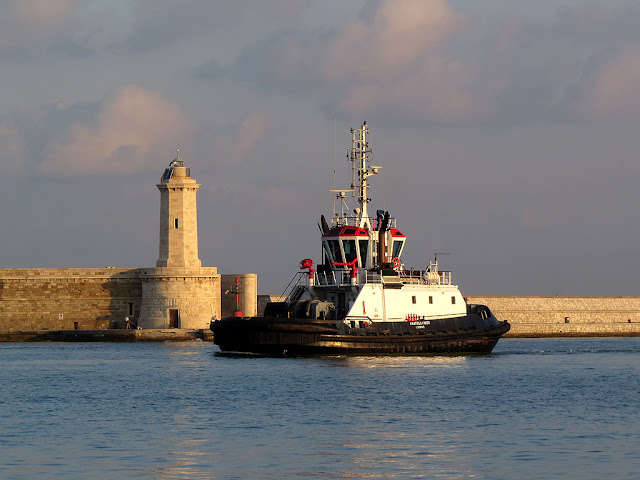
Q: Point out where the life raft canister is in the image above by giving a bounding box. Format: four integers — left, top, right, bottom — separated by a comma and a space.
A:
392, 257, 400, 268
300, 258, 314, 269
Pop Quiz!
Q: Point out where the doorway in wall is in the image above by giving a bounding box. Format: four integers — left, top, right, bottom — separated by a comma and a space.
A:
169, 309, 180, 328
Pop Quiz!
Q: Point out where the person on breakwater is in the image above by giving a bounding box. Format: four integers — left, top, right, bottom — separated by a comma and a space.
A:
125, 316, 131, 329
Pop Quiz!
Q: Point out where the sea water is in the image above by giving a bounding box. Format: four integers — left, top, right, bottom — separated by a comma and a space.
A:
0, 338, 638, 479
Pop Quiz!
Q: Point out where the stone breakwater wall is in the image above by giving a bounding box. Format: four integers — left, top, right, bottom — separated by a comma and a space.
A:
468, 296, 640, 337
257, 295, 640, 337
0, 268, 257, 332
0, 268, 141, 331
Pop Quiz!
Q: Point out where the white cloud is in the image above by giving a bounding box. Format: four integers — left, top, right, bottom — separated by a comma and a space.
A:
39, 85, 193, 175
571, 48, 640, 121
338, 55, 477, 123
321, 0, 462, 82
223, 1, 640, 125
229, 113, 272, 163
0, 0, 79, 54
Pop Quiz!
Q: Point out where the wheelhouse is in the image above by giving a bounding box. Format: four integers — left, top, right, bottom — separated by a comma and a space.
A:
322, 226, 371, 268
322, 224, 407, 270
387, 228, 406, 262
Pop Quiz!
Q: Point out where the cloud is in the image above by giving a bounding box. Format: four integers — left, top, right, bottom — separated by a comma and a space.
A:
220, 1, 640, 126
320, 0, 462, 83
0, 121, 27, 174
229, 113, 272, 163
570, 48, 640, 121
0, 0, 79, 55
229, 0, 462, 86
221, 0, 471, 123
196, 112, 273, 174
36, 85, 193, 175
72, 0, 304, 54
337, 55, 477, 123
0, 0, 305, 60
480, 5, 640, 124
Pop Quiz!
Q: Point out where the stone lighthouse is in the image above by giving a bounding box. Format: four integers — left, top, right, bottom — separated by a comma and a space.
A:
156, 151, 201, 269
137, 152, 221, 329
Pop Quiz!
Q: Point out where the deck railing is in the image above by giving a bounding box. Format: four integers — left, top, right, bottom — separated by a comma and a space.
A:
329, 215, 397, 230
309, 268, 452, 287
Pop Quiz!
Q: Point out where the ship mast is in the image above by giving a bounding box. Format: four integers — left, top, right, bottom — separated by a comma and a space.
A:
349, 121, 381, 230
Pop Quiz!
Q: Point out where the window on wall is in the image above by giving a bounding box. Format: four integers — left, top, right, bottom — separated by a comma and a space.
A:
174, 218, 179, 229
429, 296, 433, 304
451, 296, 456, 304
128, 303, 134, 316
412, 296, 416, 304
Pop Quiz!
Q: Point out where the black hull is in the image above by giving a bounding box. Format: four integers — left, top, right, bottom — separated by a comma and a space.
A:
211, 311, 510, 356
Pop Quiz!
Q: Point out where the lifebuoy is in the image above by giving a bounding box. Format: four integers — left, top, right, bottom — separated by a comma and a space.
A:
392, 257, 400, 268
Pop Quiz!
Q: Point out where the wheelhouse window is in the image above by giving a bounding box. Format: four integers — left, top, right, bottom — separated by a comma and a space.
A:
412, 296, 416, 304
358, 239, 369, 268
327, 239, 343, 263
343, 239, 357, 263
429, 296, 433, 304
323, 242, 333, 265
392, 240, 404, 258
451, 296, 456, 304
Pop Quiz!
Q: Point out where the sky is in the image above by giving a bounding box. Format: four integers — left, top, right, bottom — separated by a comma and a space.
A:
2, 0, 640, 296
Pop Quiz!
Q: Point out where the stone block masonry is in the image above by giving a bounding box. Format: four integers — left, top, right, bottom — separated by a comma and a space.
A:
137, 267, 221, 330
0, 268, 141, 331
156, 165, 201, 268
467, 296, 640, 337
0, 269, 258, 332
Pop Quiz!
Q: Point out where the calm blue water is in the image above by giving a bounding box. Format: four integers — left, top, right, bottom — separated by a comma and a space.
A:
1, 338, 638, 479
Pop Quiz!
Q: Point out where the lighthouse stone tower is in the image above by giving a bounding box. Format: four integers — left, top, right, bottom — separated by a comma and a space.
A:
156, 152, 201, 268
137, 152, 221, 329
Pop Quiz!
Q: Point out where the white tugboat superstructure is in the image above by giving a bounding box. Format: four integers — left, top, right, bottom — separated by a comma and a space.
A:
211, 122, 510, 355
294, 122, 465, 326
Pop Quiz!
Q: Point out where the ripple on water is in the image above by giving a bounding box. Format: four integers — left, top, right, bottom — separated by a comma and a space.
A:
0, 339, 638, 479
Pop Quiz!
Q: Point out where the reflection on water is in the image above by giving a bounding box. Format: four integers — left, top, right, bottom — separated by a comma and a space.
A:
331, 354, 468, 370
340, 431, 474, 479
153, 438, 215, 480
0, 339, 639, 479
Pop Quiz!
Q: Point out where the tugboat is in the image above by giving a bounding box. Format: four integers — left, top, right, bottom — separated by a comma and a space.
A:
211, 122, 510, 355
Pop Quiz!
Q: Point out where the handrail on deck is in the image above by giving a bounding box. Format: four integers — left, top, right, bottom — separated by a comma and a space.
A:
309, 268, 452, 287
330, 215, 397, 230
